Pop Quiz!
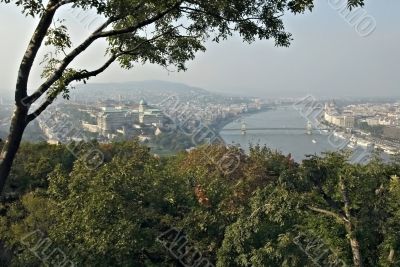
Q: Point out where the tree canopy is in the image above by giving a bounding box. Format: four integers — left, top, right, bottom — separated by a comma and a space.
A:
1, 141, 399, 266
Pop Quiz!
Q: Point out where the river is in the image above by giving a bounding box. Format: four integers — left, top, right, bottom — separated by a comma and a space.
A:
220, 106, 343, 162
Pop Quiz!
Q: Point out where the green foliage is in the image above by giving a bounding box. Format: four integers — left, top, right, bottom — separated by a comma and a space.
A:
6, 142, 75, 195
1, 141, 398, 266
44, 22, 72, 54
0, 0, 44, 16
154, 129, 195, 152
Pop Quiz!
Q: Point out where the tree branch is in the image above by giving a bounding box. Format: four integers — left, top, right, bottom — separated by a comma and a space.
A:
27, 54, 118, 122
51, 0, 75, 10
308, 206, 349, 224
339, 176, 352, 221
180, 6, 262, 23
24, 17, 116, 106
25, 1, 183, 106
315, 185, 343, 212
26, 24, 190, 122
95, 1, 183, 38
117, 25, 190, 55
16, 0, 59, 106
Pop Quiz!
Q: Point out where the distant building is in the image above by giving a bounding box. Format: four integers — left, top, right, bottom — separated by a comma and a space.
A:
96, 99, 167, 136
325, 113, 355, 129
97, 107, 135, 134
324, 102, 354, 129
138, 99, 165, 126
82, 122, 98, 133
138, 99, 147, 113
342, 116, 355, 128
366, 117, 380, 126
366, 116, 393, 127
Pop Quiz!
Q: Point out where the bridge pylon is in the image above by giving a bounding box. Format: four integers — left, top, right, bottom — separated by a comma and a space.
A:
241, 121, 247, 135
306, 121, 313, 135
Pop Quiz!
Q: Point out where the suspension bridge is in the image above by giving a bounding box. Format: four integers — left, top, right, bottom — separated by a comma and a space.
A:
221, 121, 331, 135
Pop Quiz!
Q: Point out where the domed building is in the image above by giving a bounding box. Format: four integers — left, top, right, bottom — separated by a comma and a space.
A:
138, 98, 165, 126
95, 99, 167, 138
139, 99, 148, 114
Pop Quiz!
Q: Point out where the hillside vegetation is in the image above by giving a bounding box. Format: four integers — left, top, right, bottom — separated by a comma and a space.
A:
0, 141, 399, 266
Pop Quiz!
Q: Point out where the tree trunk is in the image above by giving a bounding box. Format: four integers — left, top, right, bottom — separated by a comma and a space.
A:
0, 2, 58, 195
388, 248, 395, 264
340, 176, 363, 267
350, 238, 362, 267
345, 223, 363, 267
0, 106, 28, 194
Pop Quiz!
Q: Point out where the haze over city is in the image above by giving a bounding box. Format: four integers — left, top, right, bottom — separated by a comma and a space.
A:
0, 0, 399, 98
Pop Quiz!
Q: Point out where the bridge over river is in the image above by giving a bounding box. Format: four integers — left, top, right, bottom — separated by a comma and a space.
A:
221, 122, 332, 135
221, 127, 316, 131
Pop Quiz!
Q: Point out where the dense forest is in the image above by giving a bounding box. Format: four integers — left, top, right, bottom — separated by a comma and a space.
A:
0, 140, 399, 266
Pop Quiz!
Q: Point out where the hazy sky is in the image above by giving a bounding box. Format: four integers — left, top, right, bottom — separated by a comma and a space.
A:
0, 1, 399, 98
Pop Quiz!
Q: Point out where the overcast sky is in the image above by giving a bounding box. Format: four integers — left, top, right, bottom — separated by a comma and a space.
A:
0, 1, 399, 99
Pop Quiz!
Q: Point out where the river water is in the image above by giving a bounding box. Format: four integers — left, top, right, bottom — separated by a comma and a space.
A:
220, 106, 341, 162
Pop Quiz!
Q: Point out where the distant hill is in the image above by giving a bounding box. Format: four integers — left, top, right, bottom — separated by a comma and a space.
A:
0, 91, 13, 104
69, 80, 212, 103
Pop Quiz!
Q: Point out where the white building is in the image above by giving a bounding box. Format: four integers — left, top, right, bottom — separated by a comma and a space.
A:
97, 107, 135, 134
366, 117, 380, 126
324, 111, 355, 129
138, 99, 165, 126
96, 99, 167, 135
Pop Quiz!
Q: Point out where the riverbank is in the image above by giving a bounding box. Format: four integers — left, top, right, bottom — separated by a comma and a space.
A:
212, 106, 273, 133
219, 107, 335, 161
319, 119, 400, 156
